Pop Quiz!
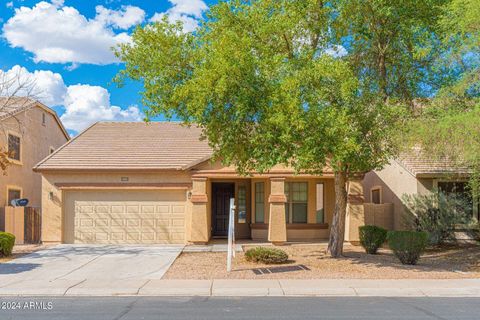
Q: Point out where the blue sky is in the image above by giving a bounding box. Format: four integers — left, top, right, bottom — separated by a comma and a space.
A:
0, 0, 217, 134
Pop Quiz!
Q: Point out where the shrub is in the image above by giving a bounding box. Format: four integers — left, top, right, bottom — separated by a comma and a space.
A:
245, 247, 288, 264
387, 231, 428, 265
359, 225, 388, 254
402, 190, 473, 246
0, 232, 15, 257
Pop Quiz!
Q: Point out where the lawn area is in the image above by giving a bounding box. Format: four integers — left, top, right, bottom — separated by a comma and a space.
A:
163, 244, 480, 279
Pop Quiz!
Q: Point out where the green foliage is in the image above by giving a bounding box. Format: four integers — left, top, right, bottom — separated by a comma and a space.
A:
335, 0, 447, 101
387, 231, 428, 265
359, 225, 388, 254
0, 232, 15, 257
402, 190, 474, 245
245, 247, 289, 264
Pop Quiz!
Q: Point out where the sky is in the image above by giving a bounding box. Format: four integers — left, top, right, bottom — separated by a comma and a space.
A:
0, 0, 217, 135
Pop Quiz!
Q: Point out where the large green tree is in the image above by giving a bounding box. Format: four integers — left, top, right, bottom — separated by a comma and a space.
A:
115, 0, 403, 257
404, 0, 480, 197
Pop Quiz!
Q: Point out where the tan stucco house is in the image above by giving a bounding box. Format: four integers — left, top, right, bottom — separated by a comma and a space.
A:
1, 97, 70, 208
34, 122, 366, 245
363, 150, 478, 230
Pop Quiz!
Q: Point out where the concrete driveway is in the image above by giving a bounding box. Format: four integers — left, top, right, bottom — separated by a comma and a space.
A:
0, 244, 183, 296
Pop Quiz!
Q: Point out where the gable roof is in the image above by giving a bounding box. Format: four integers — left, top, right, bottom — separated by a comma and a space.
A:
396, 148, 470, 178
34, 122, 213, 171
0, 97, 70, 140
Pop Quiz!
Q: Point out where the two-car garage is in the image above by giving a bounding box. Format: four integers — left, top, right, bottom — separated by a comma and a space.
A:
63, 190, 187, 244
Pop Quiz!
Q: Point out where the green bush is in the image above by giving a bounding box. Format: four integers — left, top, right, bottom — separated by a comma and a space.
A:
402, 190, 473, 245
0, 232, 15, 256
387, 231, 428, 265
359, 225, 388, 254
245, 247, 288, 264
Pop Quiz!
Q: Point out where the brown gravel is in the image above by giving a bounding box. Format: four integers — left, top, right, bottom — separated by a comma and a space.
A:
0, 244, 50, 264
163, 244, 480, 279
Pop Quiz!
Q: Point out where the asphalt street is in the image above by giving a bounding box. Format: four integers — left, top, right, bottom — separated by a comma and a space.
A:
0, 296, 478, 320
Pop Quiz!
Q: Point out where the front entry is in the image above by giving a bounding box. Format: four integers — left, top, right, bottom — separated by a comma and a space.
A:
212, 183, 235, 237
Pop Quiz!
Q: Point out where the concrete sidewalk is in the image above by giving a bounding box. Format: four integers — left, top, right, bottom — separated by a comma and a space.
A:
1, 279, 480, 297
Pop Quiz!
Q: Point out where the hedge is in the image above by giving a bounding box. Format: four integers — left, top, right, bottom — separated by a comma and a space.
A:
387, 231, 428, 265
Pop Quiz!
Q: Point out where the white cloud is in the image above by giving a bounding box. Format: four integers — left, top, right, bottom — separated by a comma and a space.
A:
0, 65, 67, 106
1, 65, 143, 132
150, 0, 208, 33
95, 5, 145, 30
61, 85, 142, 132
6, 2, 13, 9
2, 1, 137, 65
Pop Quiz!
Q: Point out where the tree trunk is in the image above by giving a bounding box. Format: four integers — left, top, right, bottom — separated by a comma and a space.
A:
327, 171, 348, 257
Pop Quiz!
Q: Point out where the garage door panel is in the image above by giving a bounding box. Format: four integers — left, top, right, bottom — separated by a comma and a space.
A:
65, 190, 187, 244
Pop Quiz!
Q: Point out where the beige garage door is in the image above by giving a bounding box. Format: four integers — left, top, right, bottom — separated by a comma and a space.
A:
64, 190, 187, 244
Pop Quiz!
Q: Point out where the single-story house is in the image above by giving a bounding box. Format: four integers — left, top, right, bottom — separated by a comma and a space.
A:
363, 149, 479, 230
34, 122, 366, 245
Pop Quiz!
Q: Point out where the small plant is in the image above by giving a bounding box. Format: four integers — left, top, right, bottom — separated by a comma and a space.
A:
387, 231, 428, 265
0, 232, 15, 257
402, 190, 473, 245
245, 247, 288, 264
359, 225, 388, 254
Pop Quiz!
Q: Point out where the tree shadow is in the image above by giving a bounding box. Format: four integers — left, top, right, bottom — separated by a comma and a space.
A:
0, 263, 40, 274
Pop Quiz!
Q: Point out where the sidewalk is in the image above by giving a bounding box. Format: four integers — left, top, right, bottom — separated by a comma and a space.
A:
1, 279, 479, 297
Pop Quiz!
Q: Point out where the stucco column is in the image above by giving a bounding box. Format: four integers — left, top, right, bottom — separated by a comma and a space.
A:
189, 177, 209, 244
345, 174, 365, 244
268, 177, 287, 245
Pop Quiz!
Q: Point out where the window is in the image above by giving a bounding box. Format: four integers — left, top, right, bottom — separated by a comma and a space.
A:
49, 147, 55, 154
42, 113, 46, 126
285, 182, 308, 223
371, 187, 382, 204
316, 183, 324, 223
7, 188, 21, 206
255, 182, 265, 223
237, 185, 247, 223
8, 134, 21, 162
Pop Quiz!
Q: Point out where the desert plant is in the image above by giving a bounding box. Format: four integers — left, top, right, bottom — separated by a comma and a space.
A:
402, 190, 473, 245
387, 231, 428, 265
359, 225, 388, 254
0, 232, 15, 256
244, 247, 288, 264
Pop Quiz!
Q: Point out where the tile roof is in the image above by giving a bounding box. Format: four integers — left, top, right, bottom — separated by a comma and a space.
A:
397, 148, 470, 177
0, 97, 36, 121
35, 122, 213, 171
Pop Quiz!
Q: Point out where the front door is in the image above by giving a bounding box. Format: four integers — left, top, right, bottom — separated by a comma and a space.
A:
212, 183, 235, 237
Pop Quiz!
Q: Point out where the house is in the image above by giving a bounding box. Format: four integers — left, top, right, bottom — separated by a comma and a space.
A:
363, 149, 478, 230
0, 97, 70, 208
34, 122, 366, 245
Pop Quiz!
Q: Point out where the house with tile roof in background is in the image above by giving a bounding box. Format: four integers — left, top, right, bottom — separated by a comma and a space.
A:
363, 148, 478, 231
0, 97, 69, 208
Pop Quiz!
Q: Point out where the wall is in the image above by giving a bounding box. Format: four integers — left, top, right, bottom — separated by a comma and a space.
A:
363, 160, 429, 230
41, 171, 192, 243
0, 106, 68, 207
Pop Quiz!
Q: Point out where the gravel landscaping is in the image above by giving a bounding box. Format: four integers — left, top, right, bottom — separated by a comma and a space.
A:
163, 244, 480, 279
0, 244, 49, 264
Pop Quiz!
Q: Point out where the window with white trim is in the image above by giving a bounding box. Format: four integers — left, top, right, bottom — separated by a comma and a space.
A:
255, 182, 265, 223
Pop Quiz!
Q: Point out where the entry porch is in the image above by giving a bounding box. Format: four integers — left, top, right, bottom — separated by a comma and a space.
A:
187, 173, 365, 244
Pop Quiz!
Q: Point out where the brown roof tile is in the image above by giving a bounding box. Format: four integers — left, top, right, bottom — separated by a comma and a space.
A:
35, 122, 213, 171
397, 148, 470, 177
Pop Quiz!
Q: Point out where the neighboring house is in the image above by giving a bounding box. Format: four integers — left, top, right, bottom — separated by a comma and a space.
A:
34, 122, 366, 245
363, 149, 478, 230
0, 97, 70, 208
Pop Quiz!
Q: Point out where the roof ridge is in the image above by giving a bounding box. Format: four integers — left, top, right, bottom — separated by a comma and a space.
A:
33, 122, 99, 171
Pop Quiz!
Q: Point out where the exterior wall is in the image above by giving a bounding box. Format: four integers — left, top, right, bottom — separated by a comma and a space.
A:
363, 160, 431, 230
41, 171, 192, 243
1, 106, 68, 207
